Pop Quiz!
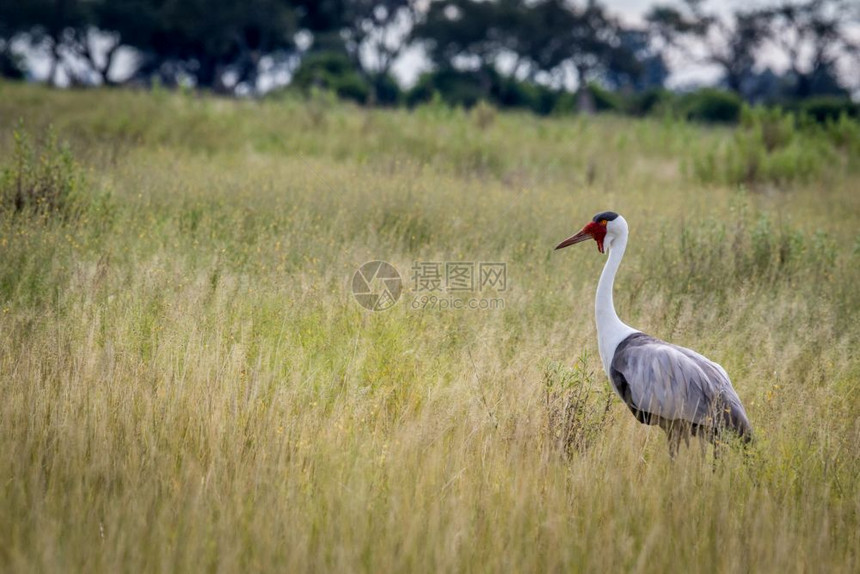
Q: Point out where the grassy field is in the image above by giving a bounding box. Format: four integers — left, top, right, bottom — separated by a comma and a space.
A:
1, 82, 859, 572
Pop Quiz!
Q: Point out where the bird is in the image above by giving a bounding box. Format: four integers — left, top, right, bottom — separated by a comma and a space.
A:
555, 211, 752, 457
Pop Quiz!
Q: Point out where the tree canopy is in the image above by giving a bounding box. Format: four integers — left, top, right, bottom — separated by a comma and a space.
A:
0, 0, 856, 105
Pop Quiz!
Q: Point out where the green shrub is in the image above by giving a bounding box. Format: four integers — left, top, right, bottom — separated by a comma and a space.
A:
0, 125, 86, 221
0, 50, 25, 79
822, 113, 860, 155
799, 97, 859, 124
371, 74, 402, 106
530, 87, 562, 116
626, 88, 675, 117
681, 89, 743, 124
541, 355, 614, 458
407, 67, 563, 116
290, 51, 399, 105
331, 73, 370, 104
551, 91, 579, 115
740, 106, 795, 152
492, 76, 542, 111
407, 69, 488, 109
588, 83, 623, 113
692, 105, 853, 186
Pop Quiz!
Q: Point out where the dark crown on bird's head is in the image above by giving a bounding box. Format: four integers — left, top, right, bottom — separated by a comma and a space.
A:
592, 211, 619, 223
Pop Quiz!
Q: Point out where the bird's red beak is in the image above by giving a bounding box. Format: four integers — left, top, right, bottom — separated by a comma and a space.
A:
555, 222, 606, 253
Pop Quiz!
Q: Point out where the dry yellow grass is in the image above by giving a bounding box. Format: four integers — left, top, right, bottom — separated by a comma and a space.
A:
0, 83, 859, 572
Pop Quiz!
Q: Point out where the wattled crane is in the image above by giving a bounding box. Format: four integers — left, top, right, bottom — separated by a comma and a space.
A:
555, 211, 752, 457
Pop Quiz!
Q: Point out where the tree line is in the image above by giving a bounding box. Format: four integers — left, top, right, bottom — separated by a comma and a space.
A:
0, 0, 857, 115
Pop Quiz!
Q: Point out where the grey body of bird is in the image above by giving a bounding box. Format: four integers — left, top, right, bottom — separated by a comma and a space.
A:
610, 332, 752, 455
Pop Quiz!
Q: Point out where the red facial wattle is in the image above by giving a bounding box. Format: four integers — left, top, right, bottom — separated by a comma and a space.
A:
555, 221, 607, 253
587, 221, 607, 253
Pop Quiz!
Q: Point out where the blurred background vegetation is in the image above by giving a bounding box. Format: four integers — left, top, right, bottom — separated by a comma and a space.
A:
0, 79, 859, 572
1, 3, 860, 571
0, 0, 857, 123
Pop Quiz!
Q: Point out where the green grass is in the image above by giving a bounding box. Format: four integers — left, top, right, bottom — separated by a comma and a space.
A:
1, 81, 859, 572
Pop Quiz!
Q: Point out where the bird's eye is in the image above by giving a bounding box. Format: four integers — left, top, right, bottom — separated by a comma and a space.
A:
600, 220, 607, 226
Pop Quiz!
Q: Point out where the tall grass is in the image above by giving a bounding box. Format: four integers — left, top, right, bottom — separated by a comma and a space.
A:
1, 82, 859, 572
691, 106, 860, 187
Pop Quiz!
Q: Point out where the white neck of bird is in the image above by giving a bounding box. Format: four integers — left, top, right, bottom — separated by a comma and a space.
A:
595, 226, 637, 374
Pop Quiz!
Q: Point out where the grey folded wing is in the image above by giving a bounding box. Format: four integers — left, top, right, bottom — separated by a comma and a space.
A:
609, 333, 751, 436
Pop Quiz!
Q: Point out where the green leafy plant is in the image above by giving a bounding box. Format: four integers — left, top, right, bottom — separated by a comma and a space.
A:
692, 106, 851, 186
0, 124, 86, 221
681, 89, 743, 124
542, 354, 614, 458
